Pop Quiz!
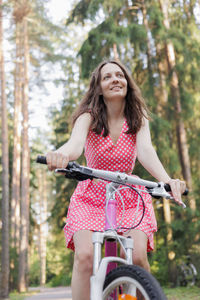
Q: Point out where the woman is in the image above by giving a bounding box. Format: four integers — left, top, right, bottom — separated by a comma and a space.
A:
46, 60, 186, 300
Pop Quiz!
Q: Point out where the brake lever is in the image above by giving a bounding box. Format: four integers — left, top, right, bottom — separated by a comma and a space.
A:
55, 167, 94, 181
147, 182, 187, 208
55, 168, 68, 173
147, 185, 172, 200
54, 161, 82, 173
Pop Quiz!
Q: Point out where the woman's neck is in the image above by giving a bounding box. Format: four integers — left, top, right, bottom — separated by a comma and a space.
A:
105, 100, 125, 122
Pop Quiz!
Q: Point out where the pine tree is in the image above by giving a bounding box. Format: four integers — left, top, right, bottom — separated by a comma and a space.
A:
159, 0, 195, 210
0, 0, 10, 297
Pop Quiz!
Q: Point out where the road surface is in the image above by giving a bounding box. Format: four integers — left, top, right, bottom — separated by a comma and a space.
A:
24, 287, 72, 300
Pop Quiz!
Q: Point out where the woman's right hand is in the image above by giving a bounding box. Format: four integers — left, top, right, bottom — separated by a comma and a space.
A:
167, 178, 186, 207
46, 151, 69, 171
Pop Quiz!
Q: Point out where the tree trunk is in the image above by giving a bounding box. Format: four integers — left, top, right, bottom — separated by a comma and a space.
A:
163, 197, 177, 285
18, 12, 30, 292
113, 43, 120, 61
11, 20, 23, 253
155, 42, 168, 114
141, 1, 174, 260
159, 0, 195, 210
0, 0, 10, 298
154, 38, 175, 287
141, 0, 153, 85
38, 169, 47, 286
155, 45, 173, 247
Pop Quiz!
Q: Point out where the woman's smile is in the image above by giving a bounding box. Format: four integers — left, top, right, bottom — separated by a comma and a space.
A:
110, 86, 122, 90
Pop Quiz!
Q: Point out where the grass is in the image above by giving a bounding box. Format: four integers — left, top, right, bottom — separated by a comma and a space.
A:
163, 286, 200, 299
9, 286, 200, 300
9, 290, 39, 300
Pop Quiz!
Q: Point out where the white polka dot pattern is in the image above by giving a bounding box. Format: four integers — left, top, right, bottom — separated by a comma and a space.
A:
63, 120, 157, 252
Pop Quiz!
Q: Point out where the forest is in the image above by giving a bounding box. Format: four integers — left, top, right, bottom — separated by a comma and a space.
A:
0, 0, 200, 299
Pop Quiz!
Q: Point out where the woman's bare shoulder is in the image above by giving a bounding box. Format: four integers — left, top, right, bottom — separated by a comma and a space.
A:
73, 112, 92, 134
78, 112, 92, 121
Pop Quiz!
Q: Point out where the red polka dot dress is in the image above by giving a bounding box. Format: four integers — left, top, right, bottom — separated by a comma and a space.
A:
63, 119, 157, 252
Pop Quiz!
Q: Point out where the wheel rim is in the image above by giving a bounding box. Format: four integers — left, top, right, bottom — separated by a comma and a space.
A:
103, 276, 151, 300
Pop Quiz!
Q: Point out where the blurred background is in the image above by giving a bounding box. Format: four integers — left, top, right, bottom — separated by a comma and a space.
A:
0, 0, 200, 299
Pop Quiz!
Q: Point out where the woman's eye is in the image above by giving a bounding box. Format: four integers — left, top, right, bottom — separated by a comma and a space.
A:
103, 73, 124, 80
117, 73, 124, 78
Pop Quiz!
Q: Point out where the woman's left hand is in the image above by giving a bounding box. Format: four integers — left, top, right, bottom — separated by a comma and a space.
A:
167, 179, 186, 208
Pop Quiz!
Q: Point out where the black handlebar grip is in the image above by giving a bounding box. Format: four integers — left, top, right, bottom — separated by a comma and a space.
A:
164, 183, 189, 196
36, 155, 47, 164
164, 183, 171, 192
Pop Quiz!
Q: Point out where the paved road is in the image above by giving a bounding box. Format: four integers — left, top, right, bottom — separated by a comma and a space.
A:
24, 287, 72, 300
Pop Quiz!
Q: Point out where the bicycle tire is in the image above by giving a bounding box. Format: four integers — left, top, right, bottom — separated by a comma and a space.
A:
103, 265, 167, 300
177, 263, 197, 287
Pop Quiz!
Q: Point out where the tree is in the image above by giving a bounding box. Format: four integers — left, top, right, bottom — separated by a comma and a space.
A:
38, 168, 47, 286
159, 0, 195, 210
0, 0, 10, 298
14, 0, 31, 292
10, 0, 23, 255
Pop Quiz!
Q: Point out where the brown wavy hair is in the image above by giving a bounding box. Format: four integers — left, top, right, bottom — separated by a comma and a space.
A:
72, 60, 149, 136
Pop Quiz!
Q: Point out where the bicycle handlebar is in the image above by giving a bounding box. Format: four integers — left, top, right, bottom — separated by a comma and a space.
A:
36, 155, 188, 204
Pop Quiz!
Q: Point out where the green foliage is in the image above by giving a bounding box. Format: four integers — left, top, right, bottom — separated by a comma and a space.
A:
171, 208, 200, 253
150, 247, 169, 285
46, 232, 74, 286
79, 17, 129, 78
179, 88, 195, 120
48, 272, 71, 287
150, 114, 181, 176
148, 4, 164, 37
129, 23, 147, 52
9, 247, 19, 290
163, 286, 200, 299
67, 0, 127, 24
29, 252, 40, 286
67, 0, 92, 24
9, 291, 38, 300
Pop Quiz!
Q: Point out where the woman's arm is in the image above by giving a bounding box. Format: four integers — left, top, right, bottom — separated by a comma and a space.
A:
136, 118, 186, 205
46, 112, 92, 170
136, 118, 171, 182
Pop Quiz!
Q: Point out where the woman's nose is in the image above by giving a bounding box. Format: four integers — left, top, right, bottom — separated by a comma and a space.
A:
112, 75, 119, 82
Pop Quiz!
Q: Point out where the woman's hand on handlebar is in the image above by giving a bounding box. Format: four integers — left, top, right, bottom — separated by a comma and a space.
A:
167, 178, 186, 207
46, 151, 69, 171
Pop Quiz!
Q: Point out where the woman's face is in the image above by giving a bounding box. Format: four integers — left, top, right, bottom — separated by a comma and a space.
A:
100, 63, 127, 102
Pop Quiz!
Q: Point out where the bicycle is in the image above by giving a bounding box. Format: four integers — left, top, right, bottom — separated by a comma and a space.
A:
176, 256, 197, 287
36, 155, 187, 300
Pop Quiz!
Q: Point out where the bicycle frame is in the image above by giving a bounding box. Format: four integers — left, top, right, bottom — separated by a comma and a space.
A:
90, 182, 134, 300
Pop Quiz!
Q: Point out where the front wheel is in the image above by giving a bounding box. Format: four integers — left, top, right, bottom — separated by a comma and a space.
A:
103, 265, 167, 300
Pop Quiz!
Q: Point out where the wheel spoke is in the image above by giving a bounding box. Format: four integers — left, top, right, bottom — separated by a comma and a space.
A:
121, 283, 137, 296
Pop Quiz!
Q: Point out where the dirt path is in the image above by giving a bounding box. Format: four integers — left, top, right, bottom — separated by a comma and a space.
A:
24, 287, 72, 300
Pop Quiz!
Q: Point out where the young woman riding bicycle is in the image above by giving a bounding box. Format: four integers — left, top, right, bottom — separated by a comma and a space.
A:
46, 60, 186, 300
